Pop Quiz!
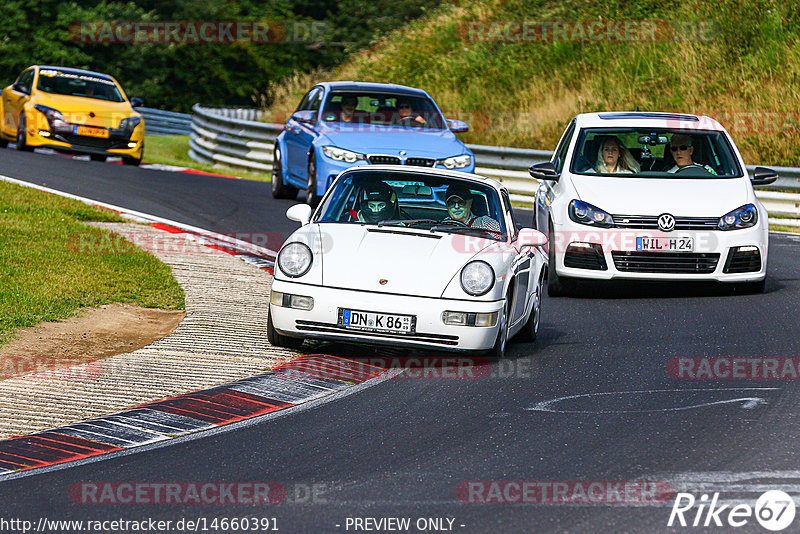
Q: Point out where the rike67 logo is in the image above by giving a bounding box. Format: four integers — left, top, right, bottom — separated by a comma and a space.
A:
668, 491, 796, 531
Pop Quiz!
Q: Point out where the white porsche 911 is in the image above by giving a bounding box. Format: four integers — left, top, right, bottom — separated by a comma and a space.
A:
267, 166, 548, 358
530, 112, 778, 296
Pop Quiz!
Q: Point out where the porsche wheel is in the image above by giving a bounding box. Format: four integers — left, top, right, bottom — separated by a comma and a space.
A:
267, 310, 304, 350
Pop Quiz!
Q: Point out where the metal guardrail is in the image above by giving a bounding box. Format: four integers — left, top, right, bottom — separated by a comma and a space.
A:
138, 107, 192, 136
187, 106, 800, 226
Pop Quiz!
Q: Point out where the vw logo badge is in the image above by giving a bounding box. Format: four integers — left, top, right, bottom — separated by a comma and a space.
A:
399, 150, 407, 156
379, 279, 388, 285
658, 213, 676, 232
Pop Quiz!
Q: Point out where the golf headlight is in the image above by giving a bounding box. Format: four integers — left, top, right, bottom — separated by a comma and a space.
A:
277, 242, 313, 278
718, 204, 758, 230
568, 200, 614, 228
119, 117, 141, 133
441, 155, 471, 169
460, 260, 495, 296
322, 146, 365, 163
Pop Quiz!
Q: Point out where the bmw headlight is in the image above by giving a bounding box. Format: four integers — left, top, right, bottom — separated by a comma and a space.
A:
119, 117, 141, 133
440, 154, 471, 169
460, 260, 495, 296
568, 200, 614, 228
277, 242, 313, 278
718, 204, 758, 230
322, 146, 365, 163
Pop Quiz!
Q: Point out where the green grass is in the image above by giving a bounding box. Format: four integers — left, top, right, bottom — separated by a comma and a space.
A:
0, 181, 185, 346
267, 0, 800, 167
144, 135, 271, 182
770, 224, 800, 233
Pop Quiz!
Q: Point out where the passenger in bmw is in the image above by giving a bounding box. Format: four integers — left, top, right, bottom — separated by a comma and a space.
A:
667, 134, 718, 175
355, 182, 400, 223
443, 184, 501, 232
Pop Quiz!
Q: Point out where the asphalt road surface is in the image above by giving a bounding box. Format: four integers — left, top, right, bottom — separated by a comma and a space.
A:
2, 148, 799, 533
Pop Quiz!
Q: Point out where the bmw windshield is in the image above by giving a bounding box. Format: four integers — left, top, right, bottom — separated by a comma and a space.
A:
315, 171, 507, 241
321, 92, 446, 129
570, 128, 743, 178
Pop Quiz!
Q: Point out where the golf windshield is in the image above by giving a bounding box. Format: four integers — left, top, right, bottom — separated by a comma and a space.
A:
570, 128, 743, 178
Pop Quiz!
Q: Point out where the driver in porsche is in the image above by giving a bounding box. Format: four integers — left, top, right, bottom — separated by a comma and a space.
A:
354, 182, 400, 223
667, 134, 718, 175
443, 184, 502, 232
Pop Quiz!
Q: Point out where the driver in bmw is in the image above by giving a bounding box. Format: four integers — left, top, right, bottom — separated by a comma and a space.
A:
395, 100, 426, 125
667, 134, 718, 175
443, 184, 501, 232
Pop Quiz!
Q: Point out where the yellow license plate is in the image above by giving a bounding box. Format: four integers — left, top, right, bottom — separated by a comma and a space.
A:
75, 126, 109, 138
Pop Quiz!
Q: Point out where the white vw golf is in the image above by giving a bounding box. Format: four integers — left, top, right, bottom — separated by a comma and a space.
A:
530, 112, 778, 296
267, 166, 548, 358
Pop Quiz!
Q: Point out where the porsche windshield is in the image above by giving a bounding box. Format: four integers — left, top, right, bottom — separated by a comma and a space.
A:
570, 128, 743, 178
36, 70, 125, 102
321, 92, 445, 129
316, 171, 507, 240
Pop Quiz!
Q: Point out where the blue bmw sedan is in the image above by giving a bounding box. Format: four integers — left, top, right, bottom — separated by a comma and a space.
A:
271, 81, 474, 206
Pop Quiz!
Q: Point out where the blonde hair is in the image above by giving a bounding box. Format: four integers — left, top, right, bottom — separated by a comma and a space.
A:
595, 136, 640, 173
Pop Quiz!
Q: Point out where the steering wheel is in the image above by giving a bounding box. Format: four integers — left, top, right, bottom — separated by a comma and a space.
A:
674, 165, 714, 176
398, 115, 417, 124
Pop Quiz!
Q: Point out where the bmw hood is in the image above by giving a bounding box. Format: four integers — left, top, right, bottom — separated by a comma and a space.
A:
569, 175, 752, 216
316, 224, 490, 296
317, 124, 468, 158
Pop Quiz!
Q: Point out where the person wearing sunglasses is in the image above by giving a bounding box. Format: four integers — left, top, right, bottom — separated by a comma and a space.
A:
442, 184, 501, 232
395, 100, 426, 126
667, 134, 718, 175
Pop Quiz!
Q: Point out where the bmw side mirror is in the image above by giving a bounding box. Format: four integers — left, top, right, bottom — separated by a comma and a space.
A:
286, 203, 313, 226
751, 166, 778, 186
529, 161, 559, 182
130, 97, 143, 108
447, 118, 469, 133
291, 110, 317, 124
517, 228, 548, 248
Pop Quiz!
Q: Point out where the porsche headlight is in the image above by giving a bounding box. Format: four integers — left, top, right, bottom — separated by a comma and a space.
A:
322, 146, 365, 163
119, 117, 141, 133
440, 154, 471, 169
568, 200, 614, 228
718, 204, 758, 230
460, 260, 495, 296
277, 242, 313, 278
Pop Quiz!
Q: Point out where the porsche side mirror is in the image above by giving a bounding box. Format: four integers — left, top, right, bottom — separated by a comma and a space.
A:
286, 203, 313, 226
751, 166, 778, 186
529, 161, 559, 181
517, 228, 548, 248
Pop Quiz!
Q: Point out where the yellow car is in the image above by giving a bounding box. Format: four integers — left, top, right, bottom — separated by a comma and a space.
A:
0, 65, 145, 165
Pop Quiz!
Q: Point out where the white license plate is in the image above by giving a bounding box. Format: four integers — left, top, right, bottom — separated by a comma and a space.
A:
636, 237, 694, 252
338, 308, 415, 334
